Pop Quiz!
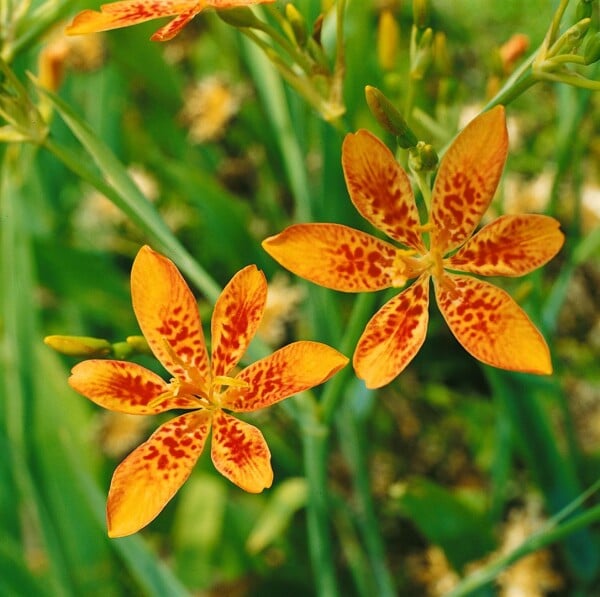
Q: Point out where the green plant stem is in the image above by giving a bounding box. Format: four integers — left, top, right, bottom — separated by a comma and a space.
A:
336, 382, 396, 597
448, 478, 600, 597
321, 293, 378, 424
297, 393, 339, 597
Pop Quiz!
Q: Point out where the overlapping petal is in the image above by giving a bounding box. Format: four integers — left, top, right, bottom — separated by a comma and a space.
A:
263, 223, 414, 292
342, 130, 425, 252
69, 359, 199, 413
151, 5, 201, 41
107, 410, 212, 537
211, 265, 267, 378
434, 273, 552, 374
211, 411, 273, 493
222, 341, 349, 412
131, 245, 210, 391
431, 106, 508, 254
445, 214, 565, 276
353, 275, 430, 389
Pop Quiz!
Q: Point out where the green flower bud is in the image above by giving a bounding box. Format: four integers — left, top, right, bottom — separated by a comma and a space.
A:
576, 0, 594, 21
409, 141, 438, 172
413, 0, 429, 28
44, 335, 111, 357
126, 335, 152, 354
217, 7, 263, 29
365, 86, 418, 148
285, 3, 308, 48
584, 31, 600, 64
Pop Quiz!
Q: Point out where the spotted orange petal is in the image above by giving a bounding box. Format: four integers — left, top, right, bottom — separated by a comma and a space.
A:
342, 130, 426, 252
66, 1, 195, 35
221, 341, 348, 412
131, 246, 209, 392
431, 106, 508, 254
150, 5, 202, 41
69, 359, 199, 413
353, 274, 430, 389
263, 223, 416, 292
211, 411, 272, 492
445, 214, 564, 277
435, 273, 552, 374
211, 265, 267, 378
107, 410, 212, 537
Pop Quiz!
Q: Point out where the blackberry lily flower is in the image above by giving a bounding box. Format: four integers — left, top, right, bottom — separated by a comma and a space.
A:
69, 246, 347, 536
263, 107, 564, 389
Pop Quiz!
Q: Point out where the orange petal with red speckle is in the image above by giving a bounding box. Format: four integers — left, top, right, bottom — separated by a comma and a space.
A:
435, 273, 552, 374
353, 275, 430, 389
222, 341, 348, 412
342, 130, 425, 252
431, 106, 508, 254
263, 223, 414, 292
445, 214, 564, 276
150, 6, 201, 41
211, 265, 267, 378
66, 1, 194, 35
131, 246, 209, 392
69, 359, 199, 413
211, 411, 272, 493
107, 410, 212, 537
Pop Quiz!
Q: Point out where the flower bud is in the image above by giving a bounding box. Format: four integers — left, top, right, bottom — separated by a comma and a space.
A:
378, 10, 400, 71
44, 335, 111, 357
413, 0, 429, 28
576, 0, 594, 21
217, 7, 263, 29
126, 335, 151, 354
285, 3, 308, 47
409, 141, 438, 172
365, 86, 418, 148
584, 31, 600, 64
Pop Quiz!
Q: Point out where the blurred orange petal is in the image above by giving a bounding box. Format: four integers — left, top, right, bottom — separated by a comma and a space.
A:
66, 1, 194, 35
431, 106, 508, 254
150, 6, 200, 41
435, 273, 552, 374
342, 130, 426, 252
211, 265, 267, 378
131, 245, 210, 392
263, 223, 407, 292
107, 410, 212, 537
222, 341, 349, 412
211, 411, 272, 492
353, 275, 430, 388
69, 359, 199, 413
445, 214, 564, 276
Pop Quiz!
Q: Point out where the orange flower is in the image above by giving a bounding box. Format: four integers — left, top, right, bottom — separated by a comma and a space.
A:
66, 0, 276, 42
69, 246, 347, 536
263, 107, 564, 389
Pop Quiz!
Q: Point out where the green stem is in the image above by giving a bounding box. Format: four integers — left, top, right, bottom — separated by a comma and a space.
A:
336, 382, 396, 597
448, 478, 600, 597
297, 393, 339, 597
321, 293, 378, 424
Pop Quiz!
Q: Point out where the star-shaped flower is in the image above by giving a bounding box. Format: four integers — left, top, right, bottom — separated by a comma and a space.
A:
263, 107, 564, 389
69, 246, 347, 536
66, 0, 275, 42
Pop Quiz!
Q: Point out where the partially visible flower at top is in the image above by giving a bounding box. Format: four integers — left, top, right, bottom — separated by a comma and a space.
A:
69, 246, 347, 536
66, 0, 276, 42
263, 106, 565, 389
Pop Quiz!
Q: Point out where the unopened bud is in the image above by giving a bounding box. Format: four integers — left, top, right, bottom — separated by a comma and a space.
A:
217, 7, 263, 29
576, 0, 594, 21
412, 27, 433, 79
413, 0, 429, 28
409, 141, 438, 172
285, 3, 308, 47
126, 335, 151, 354
584, 31, 600, 64
365, 86, 418, 148
44, 335, 111, 357
433, 32, 451, 75
378, 10, 400, 71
